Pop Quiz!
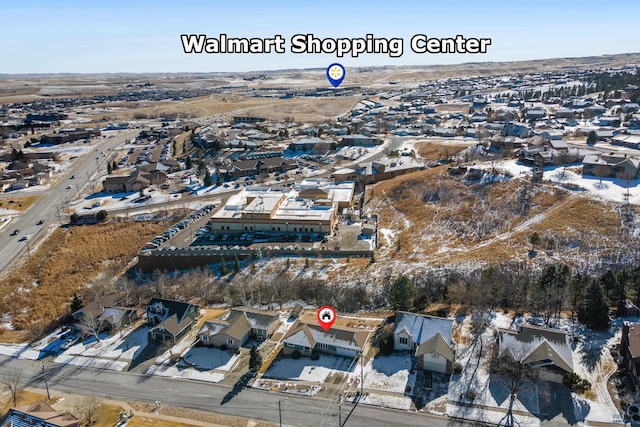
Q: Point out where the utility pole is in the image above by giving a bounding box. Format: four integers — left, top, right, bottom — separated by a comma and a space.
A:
338, 397, 342, 427
278, 400, 282, 427
41, 362, 50, 400
360, 352, 364, 397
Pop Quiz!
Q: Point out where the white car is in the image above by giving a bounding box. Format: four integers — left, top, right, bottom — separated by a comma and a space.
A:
60, 336, 81, 350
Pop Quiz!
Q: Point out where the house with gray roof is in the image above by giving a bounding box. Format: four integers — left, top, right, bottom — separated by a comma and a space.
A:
393, 311, 455, 374
282, 321, 370, 358
498, 324, 573, 383
146, 298, 200, 343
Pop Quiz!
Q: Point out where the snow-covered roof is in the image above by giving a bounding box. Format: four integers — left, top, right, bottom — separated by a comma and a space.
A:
394, 311, 453, 345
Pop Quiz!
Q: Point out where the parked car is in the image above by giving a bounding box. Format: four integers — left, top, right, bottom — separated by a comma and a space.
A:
10, 229, 19, 236
60, 336, 81, 350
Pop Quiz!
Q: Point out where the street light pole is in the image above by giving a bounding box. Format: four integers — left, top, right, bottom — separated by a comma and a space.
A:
278, 400, 282, 427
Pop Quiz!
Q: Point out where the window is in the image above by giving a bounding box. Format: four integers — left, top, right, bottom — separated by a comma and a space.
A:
227, 339, 234, 345
399, 337, 408, 345
202, 335, 209, 341
431, 352, 439, 358
318, 343, 329, 350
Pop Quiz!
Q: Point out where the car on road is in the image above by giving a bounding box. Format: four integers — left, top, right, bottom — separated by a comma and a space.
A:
10, 229, 19, 236
18, 234, 29, 241
37, 220, 44, 225
66, 185, 72, 190
70, 175, 75, 179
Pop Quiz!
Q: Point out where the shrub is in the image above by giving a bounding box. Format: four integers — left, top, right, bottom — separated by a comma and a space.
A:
291, 350, 301, 359
220, 344, 227, 351
563, 372, 592, 394
453, 362, 463, 374
310, 352, 319, 360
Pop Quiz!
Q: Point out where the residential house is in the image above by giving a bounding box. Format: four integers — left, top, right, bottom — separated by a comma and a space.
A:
198, 311, 251, 350
393, 311, 455, 374
582, 154, 640, 179
498, 324, 573, 382
0, 401, 81, 427
146, 298, 200, 342
72, 293, 137, 333
219, 157, 298, 179
622, 322, 640, 388
282, 322, 370, 358
198, 307, 280, 349
102, 168, 167, 193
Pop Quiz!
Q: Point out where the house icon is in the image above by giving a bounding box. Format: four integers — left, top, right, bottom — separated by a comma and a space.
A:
322, 311, 332, 321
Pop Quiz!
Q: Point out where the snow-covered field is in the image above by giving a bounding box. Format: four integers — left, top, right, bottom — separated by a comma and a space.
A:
53, 325, 150, 372
182, 346, 238, 371
496, 159, 640, 205
264, 354, 356, 383
146, 364, 226, 383
355, 353, 416, 394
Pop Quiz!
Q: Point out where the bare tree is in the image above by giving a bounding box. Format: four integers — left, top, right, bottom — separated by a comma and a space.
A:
491, 340, 540, 427
592, 164, 610, 188
75, 394, 101, 425
77, 307, 104, 342
2, 371, 23, 407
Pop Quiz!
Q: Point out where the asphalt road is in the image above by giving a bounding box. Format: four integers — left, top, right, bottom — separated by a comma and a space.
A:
0, 130, 138, 278
0, 356, 463, 427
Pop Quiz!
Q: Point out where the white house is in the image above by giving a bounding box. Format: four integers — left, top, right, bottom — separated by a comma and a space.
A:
393, 311, 455, 374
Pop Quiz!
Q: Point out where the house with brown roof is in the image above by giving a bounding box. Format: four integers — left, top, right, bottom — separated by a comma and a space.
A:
146, 298, 200, 343
1, 401, 81, 427
621, 322, 640, 388
582, 153, 640, 179
198, 307, 280, 349
498, 324, 573, 383
71, 293, 137, 334
102, 168, 167, 193
282, 321, 370, 358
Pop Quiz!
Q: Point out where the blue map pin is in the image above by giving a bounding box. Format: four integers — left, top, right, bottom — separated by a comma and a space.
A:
326, 63, 345, 88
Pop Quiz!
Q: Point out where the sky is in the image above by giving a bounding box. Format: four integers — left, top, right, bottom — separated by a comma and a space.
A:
2, 0, 640, 74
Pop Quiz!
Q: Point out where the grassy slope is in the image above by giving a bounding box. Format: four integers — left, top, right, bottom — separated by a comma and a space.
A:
0, 220, 165, 341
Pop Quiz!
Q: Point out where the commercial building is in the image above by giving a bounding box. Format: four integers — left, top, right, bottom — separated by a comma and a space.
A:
209, 179, 354, 235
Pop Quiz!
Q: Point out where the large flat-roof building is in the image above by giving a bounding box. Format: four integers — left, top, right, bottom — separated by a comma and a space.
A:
209, 179, 354, 235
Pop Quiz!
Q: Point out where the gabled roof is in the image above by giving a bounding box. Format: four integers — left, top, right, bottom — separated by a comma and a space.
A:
394, 311, 453, 346
499, 324, 573, 374
283, 323, 369, 352
416, 333, 455, 361
233, 307, 279, 331
147, 298, 199, 337
2, 401, 81, 427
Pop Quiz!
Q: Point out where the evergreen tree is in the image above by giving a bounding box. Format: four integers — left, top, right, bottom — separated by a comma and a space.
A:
388, 275, 415, 311
579, 279, 610, 330
70, 293, 83, 313
249, 345, 262, 371
233, 256, 240, 273
203, 169, 213, 187
112, 160, 118, 171
185, 156, 192, 169
587, 131, 597, 145
107, 162, 113, 174
600, 269, 618, 304
216, 175, 223, 186
220, 256, 227, 275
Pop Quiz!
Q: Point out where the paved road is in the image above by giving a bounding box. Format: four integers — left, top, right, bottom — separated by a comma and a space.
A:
0, 356, 464, 427
0, 130, 138, 279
